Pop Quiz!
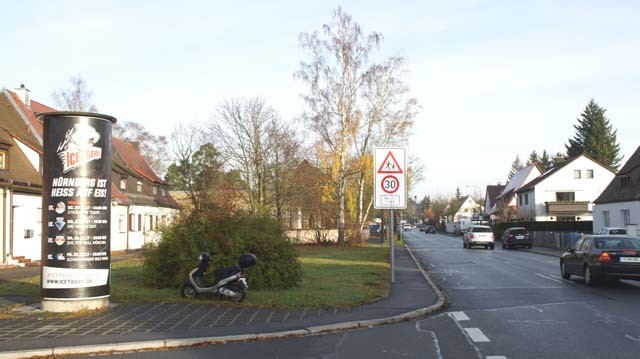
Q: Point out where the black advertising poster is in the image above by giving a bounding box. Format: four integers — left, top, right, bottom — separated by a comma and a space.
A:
40, 112, 116, 300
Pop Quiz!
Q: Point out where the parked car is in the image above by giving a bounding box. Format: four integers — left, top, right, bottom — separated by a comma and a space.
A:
425, 225, 436, 234
560, 235, 640, 285
597, 227, 628, 236
403, 224, 412, 231
502, 227, 532, 249
463, 225, 494, 250
418, 224, 427, 232
369, 224, 381, 236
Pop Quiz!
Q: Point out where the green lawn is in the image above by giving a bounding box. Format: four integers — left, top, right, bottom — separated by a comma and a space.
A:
0, 246, 389, 308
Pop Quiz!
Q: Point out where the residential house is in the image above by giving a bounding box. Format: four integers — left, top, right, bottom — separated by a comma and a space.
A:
493, 164, 542, 221
484, 184, 505, 220
592, 146, 640, 236
515, 154, 615, 222
450, 196, 482, 222
0, 86, 47, 265
0, 85, 180, 265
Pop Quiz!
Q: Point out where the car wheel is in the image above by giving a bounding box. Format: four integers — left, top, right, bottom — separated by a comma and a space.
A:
584, 265, 596, 286
560, 261, 571, 280
463, 241, 467, 249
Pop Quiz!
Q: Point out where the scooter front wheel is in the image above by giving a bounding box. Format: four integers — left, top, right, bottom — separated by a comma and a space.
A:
181, 283, 197, 298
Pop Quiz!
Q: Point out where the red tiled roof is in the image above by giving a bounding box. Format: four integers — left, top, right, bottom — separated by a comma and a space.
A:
111, 183, 133, 205
112, 137, 164, 184
7, 90, 56, 140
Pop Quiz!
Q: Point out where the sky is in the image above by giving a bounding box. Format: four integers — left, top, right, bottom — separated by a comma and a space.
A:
2, 0, 639, 200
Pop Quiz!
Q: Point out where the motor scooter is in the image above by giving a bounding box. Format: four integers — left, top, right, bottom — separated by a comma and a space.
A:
181, 252, 257, 302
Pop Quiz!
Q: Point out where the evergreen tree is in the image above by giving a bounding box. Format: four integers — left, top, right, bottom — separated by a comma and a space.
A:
527, 150, 540, 166
508, 155, 524, 180
455, 187, 462, 201
565, 99, 622, 169
539, 150, 552, 172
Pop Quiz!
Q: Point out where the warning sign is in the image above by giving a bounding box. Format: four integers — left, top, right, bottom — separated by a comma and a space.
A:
377, 151, 403, 174
374, 148, 406, 209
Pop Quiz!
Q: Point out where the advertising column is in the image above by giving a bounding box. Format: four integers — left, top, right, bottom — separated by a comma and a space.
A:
39, 112, 116, 312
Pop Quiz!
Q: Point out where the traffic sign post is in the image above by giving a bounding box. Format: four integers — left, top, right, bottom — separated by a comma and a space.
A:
374, 148, 407, 284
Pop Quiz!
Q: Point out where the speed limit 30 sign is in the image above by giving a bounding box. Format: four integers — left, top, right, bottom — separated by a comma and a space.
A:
374, 147, 406, 209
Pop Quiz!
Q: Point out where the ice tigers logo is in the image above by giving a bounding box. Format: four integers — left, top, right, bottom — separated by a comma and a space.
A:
57, 123, 102, 173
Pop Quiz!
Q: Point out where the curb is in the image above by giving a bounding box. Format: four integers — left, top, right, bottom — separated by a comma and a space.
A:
0, 245, 446, 359
521, 248, 563, 258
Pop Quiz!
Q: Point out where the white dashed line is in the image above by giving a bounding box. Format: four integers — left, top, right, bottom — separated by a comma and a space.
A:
450, 311, 470, 321
487, 356, 508, 359
464, 327, 490, 342
535, 272, 563, 283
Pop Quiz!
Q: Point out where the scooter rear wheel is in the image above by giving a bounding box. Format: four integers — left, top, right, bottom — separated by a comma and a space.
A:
229, 287, 246, 303
181, 283, 197, 298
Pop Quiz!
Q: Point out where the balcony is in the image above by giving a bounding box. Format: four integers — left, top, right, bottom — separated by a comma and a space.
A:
545, 201, 590, 214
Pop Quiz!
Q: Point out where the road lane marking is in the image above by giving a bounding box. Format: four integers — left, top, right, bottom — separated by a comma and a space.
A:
548, 274, 576, 284
535, 273, 563, 283
486, 356, 508, 359
625, 334, 640, 343
450, 311, 470, 321
465, 328, 490, 342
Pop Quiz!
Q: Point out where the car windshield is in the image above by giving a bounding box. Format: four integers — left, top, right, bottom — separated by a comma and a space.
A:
472, 227, 492, 232
510, 229, 527, 235
594, 238, 640, 250
609, 229, 627, 235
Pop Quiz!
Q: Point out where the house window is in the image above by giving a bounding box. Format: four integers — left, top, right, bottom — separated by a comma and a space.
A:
119, 214, 126, 233
603, 210, 610, 227
574, 170, 581, 179
621, 175, 631, 189
519, 194, 523, 206
556, 192, 575, 201
161, 188, 166, 196
525, 193, 529, 206
0, 149, 7, 170
120, 177, 127, 190
153, 186, 158, 195
138, 214, 142, 231
622, 209, 631, 226
136, 180, 142, 192
586, 169, 594, 179
129, 214, 136, 231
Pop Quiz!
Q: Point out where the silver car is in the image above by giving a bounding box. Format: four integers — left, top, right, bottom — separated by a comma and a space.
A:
463, 225, 495, 250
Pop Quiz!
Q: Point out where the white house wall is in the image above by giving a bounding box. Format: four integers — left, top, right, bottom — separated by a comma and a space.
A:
593, 201, 640, 236
11, 193, 41, 260
127, 205, 178, 250
110, 204, 129, 251
531, 156, 614, 221
1, 188, 6, 264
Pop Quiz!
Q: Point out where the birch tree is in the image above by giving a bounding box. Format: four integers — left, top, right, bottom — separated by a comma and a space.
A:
297, 7, 418, 245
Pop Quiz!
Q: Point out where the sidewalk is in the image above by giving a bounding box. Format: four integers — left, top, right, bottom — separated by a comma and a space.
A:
0, 246, 445, 358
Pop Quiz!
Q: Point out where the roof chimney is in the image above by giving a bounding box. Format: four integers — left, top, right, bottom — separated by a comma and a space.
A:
128, 141, 140, 151
14, 84, 31, 107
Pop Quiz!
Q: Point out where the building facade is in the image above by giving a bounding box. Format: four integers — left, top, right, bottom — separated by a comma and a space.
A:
515, 155, 615, 222
1, 85, 180, 265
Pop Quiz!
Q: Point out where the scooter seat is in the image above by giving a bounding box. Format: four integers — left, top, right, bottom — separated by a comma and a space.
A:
216, 266, 241, 281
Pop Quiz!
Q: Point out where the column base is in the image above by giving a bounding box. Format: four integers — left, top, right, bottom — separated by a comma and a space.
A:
42, 296, 109, 313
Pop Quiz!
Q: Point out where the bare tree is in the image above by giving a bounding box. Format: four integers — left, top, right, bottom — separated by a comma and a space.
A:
266, 120, 301, 222
51, 75, 98, 112
297, 7, 418, 246
113, 121, 169, 176
209, 97, 281, 214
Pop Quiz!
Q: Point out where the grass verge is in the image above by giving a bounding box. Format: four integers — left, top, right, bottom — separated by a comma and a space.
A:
0, 245, 389, 309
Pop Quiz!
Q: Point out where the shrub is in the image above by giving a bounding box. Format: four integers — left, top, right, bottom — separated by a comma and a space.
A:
143, 212, 302, 290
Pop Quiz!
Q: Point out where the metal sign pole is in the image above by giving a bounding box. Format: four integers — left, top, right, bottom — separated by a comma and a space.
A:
390, 209, 395, 284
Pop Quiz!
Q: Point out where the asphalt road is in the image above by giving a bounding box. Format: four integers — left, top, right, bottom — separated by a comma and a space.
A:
69, 230, 640, 358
